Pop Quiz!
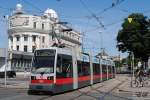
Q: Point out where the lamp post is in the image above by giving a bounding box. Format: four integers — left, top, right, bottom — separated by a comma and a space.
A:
51, 21, 72, 47
4, 15, 9, 87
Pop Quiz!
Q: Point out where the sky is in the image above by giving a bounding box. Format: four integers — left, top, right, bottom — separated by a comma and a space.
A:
0, 0, 150, 57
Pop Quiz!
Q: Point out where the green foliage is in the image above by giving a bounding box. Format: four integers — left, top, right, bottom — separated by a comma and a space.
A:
117, 13, 150, 61
114, 61, 122, 68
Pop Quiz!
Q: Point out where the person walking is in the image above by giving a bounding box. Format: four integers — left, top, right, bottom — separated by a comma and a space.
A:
137, 68, 144, 87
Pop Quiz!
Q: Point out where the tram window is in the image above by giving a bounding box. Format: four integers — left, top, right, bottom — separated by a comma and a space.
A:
56, 54, 73, 78
102, 65, 107, 73
77, 61, 90, 76
93, 63, 100, 75
108, 66, 111, 73
77, 61, 83, 76
112, 66, 115, 74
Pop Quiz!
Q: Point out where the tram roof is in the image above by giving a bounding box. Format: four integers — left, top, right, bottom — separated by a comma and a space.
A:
36, 47, 72, 56
92, 57, 115, 66
57, 47, 72, 55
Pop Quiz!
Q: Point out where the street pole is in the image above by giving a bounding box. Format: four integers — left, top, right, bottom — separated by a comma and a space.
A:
4, 15, 9, 87
130, 52, 133, 87
130, 52, 134, 87
132, 52, 134, 84
4, 48, 7, 87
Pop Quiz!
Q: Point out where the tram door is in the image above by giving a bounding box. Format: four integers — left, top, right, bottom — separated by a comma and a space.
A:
108, 65, 112, 79
56, 54, 73, 91
112, 66, 115, 78
77, 53, 90, 88
102, 65, 107, 81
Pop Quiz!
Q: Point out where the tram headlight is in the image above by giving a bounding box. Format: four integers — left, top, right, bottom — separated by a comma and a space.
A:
31, 76, 36, 80
47, 76, 53, 80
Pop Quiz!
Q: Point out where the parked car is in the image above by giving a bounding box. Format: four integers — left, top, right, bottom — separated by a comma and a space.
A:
0, 71, 16, 78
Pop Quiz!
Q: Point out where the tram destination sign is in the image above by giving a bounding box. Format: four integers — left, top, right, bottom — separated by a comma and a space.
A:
35, 50, 56, 56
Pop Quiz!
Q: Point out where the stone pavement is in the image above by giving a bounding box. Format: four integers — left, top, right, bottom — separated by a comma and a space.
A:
3, 74, 150, 100
0, 72, 30, 89
0, 74, 129, 100
115, 75, 150, 99
0, 74, 125, 90
1, 74, 150, 99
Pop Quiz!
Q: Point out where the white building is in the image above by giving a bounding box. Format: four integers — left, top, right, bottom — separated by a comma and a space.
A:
7, 4, 82, 71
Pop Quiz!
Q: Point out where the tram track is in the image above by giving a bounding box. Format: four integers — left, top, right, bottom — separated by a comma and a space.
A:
69, 84, 105, 100
37, 77, 130, 100
98, 78, 131, 100
70, 78, 130, 100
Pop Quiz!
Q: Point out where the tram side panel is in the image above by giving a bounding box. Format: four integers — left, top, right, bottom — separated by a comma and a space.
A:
54, 54, 74, 93
102, 65, 107, 81
93, 63, 101, 83
77, 61, 91, 88
112, 66, 115, 78
107, 65, 112, 79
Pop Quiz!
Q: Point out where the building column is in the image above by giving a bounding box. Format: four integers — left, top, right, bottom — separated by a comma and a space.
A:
36, 36, 40, 49
28, 35, 32, 52
22, 61, 25, 71
13, 36, 16, 50
20, 35, 24, 51
8, 37, 11, 50
16, 60, 19, 71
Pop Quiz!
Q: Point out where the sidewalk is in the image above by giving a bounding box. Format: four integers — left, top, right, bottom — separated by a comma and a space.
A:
0, 81, 29, 89
118, 77, 150, 93
0, 72, 30, 89
116, 75, 150, 99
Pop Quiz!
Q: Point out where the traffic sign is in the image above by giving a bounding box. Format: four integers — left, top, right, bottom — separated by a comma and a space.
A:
128, 18, 133, 23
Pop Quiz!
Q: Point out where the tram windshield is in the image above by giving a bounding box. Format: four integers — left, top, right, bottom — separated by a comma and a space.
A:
31, 49, 56, 74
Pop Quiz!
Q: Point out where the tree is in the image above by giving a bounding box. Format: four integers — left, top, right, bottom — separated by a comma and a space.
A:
117, 13, 150, 62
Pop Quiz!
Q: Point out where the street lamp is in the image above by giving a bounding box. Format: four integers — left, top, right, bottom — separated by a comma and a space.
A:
51, 21, 72, 47
4, 15, 9, 87
51, 21, 73, 48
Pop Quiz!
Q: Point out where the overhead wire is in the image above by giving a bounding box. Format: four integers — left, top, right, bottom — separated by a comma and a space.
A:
79, 0, 105, 28
0, 1, 148, 34
20, 0, 42, 12
97, 0, 126, 15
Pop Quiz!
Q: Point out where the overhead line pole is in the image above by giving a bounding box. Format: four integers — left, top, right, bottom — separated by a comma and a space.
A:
4, 15, 9, 87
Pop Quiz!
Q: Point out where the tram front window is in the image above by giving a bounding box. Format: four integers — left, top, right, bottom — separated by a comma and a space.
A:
32, 49, 56, 74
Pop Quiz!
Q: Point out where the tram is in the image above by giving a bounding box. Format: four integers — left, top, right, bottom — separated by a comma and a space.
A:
28, 47, 115, 94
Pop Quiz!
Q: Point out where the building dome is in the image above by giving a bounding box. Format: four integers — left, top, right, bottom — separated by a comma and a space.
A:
16, 4, 22, 10
14, 4, 24, 14
44, 8, 59, 21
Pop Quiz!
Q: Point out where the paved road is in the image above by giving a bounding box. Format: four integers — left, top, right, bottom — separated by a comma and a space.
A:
0, 74, 132, 100
1, 74, 150, 100
0, 86, 129, 100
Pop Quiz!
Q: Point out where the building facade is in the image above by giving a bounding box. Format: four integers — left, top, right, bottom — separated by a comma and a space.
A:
7, 4, 82, 71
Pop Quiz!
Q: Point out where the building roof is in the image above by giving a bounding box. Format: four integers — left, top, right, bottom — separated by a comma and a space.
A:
96, 48, 109, 57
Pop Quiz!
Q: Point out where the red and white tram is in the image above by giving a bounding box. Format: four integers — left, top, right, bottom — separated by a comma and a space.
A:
28, 47, 115, 94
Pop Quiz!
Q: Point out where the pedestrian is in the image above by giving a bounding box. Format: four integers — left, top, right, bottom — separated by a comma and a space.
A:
137, 68, 144, 87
